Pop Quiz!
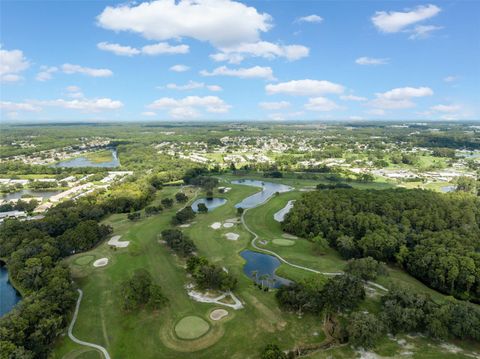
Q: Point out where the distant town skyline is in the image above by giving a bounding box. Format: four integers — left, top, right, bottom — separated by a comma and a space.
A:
1, 0, 479, 122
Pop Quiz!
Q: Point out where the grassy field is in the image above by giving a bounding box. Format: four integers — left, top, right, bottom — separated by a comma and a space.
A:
52, 177, 480, 359
52, 184, 328, 359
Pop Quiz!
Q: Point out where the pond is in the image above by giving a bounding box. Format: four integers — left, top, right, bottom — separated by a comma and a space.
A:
0, 265, 21, 317
191, 197, 227, 212
440, 185, 456, 193
274, 200, 296, 222
1, 189, 62, 201
232, 179, 292, 209
54, 148, 120, 168
240, 250, 292, 288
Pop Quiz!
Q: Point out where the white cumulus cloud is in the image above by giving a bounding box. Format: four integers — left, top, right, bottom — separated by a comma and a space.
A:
370, 86, 433, 110
97, 42, 141, 56
266, 79, 344, 96
355, 57, 389, 65
200, 65, 275, 80
164, 81, 222, 91
62, 64, 113, 77
304, 97, 339, 112
211, 41, 309, 64
430, 104, 461, 113
340, 94, 367, 102
0, 47, 30, 83
0, 101, 41, 112
170, 64, 190, 72
36, 66, 58, 81
296, 14, 323, 23
98, 41, 189, 56
147, 95, 231, 119
141, 42, 189, 55
371, 4, 441, 33
97, 0, 272, 48
408, 25, 442, 39
41, 98, 123, 112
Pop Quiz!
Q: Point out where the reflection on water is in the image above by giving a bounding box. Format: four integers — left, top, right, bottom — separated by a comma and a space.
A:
232, 179, 292, 209
191, 197, 227, 212
54, 149, 119, 168
1, 189, 62, 201
0, 265, 21, 317
240, 250, 291, 288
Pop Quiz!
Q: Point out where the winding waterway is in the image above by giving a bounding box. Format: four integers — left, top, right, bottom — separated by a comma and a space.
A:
231, 179, 292, 209
0, 265, 21, 317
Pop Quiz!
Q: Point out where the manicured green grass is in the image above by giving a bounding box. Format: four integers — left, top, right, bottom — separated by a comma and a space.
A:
53, 183, 328, 358
52, 177, 480, 359
174, 316, 210, 339
74, 255, 95, 266
272, 238, 295, 246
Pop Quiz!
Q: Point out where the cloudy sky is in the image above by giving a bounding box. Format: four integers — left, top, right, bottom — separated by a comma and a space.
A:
1, 0, 479, 122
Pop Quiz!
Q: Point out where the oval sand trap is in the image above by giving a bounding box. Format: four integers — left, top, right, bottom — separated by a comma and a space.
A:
93, 258, 109, 267
210, 309, 228, 321
223, 222, 234, 228
224, 233, 239, 241
175, 316, 210, 340
210, 222, 222, 229
272, 238, 295, 246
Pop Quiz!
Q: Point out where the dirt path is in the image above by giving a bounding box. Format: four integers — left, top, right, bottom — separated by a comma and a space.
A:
68, 289, 111, 359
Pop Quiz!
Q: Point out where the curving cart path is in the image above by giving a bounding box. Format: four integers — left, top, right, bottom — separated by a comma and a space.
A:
238, 185, 388, 292
68, 289, 111, 359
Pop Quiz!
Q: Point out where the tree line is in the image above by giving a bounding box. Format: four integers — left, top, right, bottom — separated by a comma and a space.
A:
282, 188, 480, 302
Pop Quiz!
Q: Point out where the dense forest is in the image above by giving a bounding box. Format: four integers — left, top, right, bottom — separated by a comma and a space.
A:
0, 174, 160, 358
282, 188, 480, 302
0, 201, 111, 358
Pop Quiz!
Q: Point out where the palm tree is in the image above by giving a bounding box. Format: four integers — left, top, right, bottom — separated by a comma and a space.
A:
259, 274, 270, 290
251, 270, 259, 286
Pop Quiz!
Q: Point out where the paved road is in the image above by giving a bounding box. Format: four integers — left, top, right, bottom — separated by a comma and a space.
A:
68, 289, 111, 359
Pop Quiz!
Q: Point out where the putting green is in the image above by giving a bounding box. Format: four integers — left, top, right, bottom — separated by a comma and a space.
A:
272, 238, 295, 246
174, 316, 210, 340
74, 255, 95, 266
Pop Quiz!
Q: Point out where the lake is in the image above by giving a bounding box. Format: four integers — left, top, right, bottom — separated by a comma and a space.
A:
232, 179, 292, 208
440, 185, 456, 193
274, 200, 296, 222
191, 197, 227, 212
54, 148, 120, 168
240, 250, 292, 288
1, 189, 62, 201
0, 265, 21, 317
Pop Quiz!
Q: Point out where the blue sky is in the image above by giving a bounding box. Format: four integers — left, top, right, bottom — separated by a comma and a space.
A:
1, 0, 479, 122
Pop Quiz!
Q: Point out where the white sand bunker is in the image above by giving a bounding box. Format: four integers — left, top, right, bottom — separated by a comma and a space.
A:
223, 222, 234, 228
282, 233, 298, 239
224, 232, 239, 241
210, 222, 222, 229
210, 309, 228, 321
108, 235, 130, 248
93, 258, 108, 267
179, 223, 191, 228
225, 218, 240, 223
